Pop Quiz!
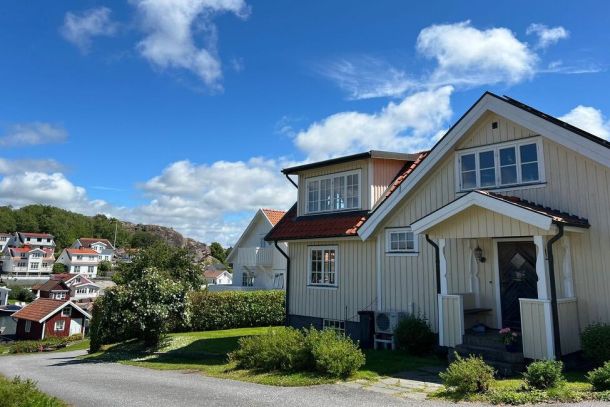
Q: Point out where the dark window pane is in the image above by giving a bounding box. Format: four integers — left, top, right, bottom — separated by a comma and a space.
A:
462, 171, 477, 189
461, 154, 476, 171
520, 143, 538, 163
501, 166, 517, 185
521, 163, 539, 182
479, 150, 494, 169
500, 147, 516, 165
480, 168, 496, 187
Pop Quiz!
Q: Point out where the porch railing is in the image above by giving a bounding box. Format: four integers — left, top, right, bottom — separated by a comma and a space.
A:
438, 294, 464, 347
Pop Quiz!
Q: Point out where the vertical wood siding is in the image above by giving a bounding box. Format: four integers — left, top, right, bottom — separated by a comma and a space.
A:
520, 299, 552, 359
439, 294, 463, 347
558, 298, 581, 355
372, 159, 406, 204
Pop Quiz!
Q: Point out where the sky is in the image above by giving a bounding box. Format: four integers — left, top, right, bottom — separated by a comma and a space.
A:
0, 1, 609, 246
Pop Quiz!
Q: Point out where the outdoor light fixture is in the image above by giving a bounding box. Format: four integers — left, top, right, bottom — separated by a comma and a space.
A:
474, 245, 486, 263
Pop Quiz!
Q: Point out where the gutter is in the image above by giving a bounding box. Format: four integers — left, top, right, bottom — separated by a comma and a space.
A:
274, 241, 290, 326
425, 234, 441, 294
285, 174, 298, 189
547, 223, 564, 360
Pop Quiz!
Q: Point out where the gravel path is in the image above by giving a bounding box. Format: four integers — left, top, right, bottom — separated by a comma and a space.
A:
0, 350, 604, 407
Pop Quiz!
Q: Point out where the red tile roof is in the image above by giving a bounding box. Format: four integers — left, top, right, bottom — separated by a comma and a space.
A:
11, 298, 67, 322
481, 191, 590, 228
266, 152, 428, 241
67, 248, 99, 255
204, 269, 229, 279
262, 209, 287, 226
77, 238, 114, 249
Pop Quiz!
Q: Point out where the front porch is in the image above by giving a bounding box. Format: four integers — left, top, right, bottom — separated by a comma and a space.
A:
411, 190, 589, 362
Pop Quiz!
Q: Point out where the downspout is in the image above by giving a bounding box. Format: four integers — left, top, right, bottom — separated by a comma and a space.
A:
274, 241, 290, 326
425, 234, 441, 294
547, 223, 564, 360
285, 173, 298, 189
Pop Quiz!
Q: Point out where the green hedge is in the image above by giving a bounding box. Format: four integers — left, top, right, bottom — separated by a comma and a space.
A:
187, 290, 285, 331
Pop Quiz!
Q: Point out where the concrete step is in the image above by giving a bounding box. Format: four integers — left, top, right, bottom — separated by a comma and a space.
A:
462, 334, 506, 350
454, 344, 525, 364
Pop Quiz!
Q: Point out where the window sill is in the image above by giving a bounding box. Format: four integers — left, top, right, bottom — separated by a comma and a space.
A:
302, 208, 364, 216
385, 252, 419, 257
307, 284, 338, 289
457, 181, 547, 194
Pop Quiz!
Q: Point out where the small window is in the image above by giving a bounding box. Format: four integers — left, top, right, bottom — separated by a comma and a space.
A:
242, 272, 254, 287
62, 307, 72, 317
273, 273, 284, 289
323, 319, 345, 334
306, 170, 360, 214
386, 228, 418, 255
25, 320, 31, 333
308, 246, 337, 286
54, 320, 65, 332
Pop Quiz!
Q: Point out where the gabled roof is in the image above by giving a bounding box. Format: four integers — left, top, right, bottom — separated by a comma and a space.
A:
77, 238, 115, 250
282, 150, 421, 174
261, 209, 286, 226
34, 279, 70, 293
66, 248, 99, 255
18, 232, 54, 238
204, 269, 230, 279
11, 299, 91, 322
359, 92, 610, 240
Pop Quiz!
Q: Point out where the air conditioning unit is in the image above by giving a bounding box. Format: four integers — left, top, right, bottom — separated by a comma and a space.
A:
374, 311, 407, 334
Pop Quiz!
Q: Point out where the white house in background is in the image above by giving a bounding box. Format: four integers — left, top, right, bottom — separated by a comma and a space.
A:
56, 248, 100, 278
0, 287, 9, 306
204, 268, 233, 286
225, 208, 287, 291
64, 274, 101, 301
71, 238, 115, 262
9, 232, 56, 250
1, 247, 55, 278
0, 234, 11, 251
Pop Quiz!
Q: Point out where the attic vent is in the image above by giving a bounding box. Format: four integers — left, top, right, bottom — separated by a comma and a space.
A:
492, 121, 498, 129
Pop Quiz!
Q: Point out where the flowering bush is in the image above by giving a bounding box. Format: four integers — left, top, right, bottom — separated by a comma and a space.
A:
499, 327, 519, 345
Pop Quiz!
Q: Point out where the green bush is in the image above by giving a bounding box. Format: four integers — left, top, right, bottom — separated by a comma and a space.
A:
8, 337, 68, 354
229, 327, 309, 371
393, 314, 435, 355
7, 286, 34, 303
439, 354, 495, 394
582, 323, 610, 365
588, 361, 610, 391
523, 360, 564, 390
188, 291, 285, 331
307, 329, 365, 378
0, 376, 66, 407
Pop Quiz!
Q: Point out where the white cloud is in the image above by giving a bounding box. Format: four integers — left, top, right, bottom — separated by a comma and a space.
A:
0, 122, 67, 147
559, 105, 610, 140
294, 86, 453, 161
417, 21, 537, 87
131, 0, 249, 89
61, 7, 118, 53
526, 23, 569, 49
0, 158, 64, 174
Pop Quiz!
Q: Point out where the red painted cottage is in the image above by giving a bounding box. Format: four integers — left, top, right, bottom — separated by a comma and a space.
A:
11, 298, 91, 340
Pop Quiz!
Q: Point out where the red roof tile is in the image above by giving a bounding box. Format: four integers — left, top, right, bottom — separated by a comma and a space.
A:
11, 298, 67, 322
204, 269, 228, 279
262, 209, 287, 226
66, 248, 99, 255
481, 191, 590, 228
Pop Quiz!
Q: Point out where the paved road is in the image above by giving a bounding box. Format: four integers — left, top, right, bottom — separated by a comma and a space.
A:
0, 351, 604, 407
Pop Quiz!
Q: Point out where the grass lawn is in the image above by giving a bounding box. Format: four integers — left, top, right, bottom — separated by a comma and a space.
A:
0, 374, 67, 407
84, 327, 444, 387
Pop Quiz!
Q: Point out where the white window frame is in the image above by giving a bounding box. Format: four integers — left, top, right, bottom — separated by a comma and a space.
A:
385, 227, 419, 256
54, 320, 65, 332
305, 170, 361, 214
323, 319, 345, 334
455, 137, 545, 192
62, 307, 72, 317
307, 245, 338, 288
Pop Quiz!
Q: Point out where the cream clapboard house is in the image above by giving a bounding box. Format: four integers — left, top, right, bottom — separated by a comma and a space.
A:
266, 92, 610, 365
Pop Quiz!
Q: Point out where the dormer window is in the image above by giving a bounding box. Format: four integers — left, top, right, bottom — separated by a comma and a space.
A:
456, 138, 544, 191
306, 170, 360, 214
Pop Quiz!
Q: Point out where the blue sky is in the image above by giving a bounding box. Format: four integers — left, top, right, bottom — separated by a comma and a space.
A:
0, 1, 609, 245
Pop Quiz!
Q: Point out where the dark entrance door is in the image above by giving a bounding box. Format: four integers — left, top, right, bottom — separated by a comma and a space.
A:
498, 241, 538, 330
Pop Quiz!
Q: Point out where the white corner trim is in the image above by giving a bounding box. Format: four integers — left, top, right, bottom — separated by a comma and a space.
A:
358, 93, 609, 241
410, 191, 553, 235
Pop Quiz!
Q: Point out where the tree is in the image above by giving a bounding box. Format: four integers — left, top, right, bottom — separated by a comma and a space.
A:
52, 263, 66, 274
130, 231, 162, 248
210, 242, 228, 265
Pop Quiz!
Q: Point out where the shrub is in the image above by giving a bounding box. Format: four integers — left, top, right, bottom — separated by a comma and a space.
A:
229, 327, 309, 371
393, 314, 435, 355
307, 329, 365, 378
588, 361, 610, 391
523, 360, 564, 390
0, 376, 66, 407
8, 337, 68, 354
7, 286, 35, 303
439, 354, 495, 394
582, 323, 610, 365
188, 291, 285, 331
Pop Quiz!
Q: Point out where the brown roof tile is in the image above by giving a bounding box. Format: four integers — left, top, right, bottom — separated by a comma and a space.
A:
11, 298, 67, 322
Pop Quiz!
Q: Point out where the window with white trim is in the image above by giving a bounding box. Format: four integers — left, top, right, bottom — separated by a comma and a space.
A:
308, 246, 337, 286
306, 170, 360, 214
457, 139, 544, 191
54, 320, 65, 332
386, 228, 418, 255
323, 319, 345, 334
62, 307, 72, 317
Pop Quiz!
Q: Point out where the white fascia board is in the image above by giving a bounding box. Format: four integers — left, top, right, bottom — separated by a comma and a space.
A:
410, 192, 553, 235
226, 209, 267, 262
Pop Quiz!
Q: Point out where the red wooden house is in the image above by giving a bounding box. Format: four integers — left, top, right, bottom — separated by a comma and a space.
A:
11, 298, 91, 340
